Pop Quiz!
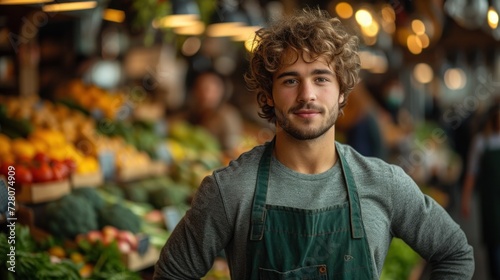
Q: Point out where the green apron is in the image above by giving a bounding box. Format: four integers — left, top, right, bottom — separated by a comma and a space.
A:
247, 140, 375, 279
477, 143, 500, 245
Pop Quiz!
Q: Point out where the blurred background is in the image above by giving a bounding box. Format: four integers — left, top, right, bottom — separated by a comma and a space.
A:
1, 0, 499, 279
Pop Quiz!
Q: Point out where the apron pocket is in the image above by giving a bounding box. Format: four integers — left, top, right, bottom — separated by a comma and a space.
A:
259, 264, 328, 280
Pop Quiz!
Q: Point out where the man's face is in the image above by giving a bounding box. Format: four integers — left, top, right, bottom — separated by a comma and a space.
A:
270, 51, 343, 140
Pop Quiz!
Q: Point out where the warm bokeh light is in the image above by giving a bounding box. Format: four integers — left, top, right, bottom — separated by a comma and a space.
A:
411, 19, 426, 35
355, 9, 373, 27
444, 68, 467, 90
232, 26, 260, 42
418, 33, 430, 48
363, 35, 377, 46
359, 51, 372, 70
407, 34, 422, 54
103, 9, 125, 23
335, 2, 353, 19
359, 50, 388, 73
206, 22, 244, 37
42, 1, 96, 12
362, 21, 379, 37
174, 21, 205, 35
0, 0, 52, 4
244, 39, 254, 52
153, 14, 199, 29
381, 4, 396, 22
488, 6, 499, 29
413, 63, 434, 84
181, 36, 201, 56
381, 20, 396, 34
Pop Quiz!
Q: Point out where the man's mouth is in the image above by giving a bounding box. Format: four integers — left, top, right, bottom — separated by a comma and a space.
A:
291, 104, 322, 118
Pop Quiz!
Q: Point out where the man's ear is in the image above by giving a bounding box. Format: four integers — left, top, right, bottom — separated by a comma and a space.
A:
339, 93, 345, 104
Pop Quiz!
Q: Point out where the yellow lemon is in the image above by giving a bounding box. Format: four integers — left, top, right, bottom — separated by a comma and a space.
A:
11, 138, 36, 159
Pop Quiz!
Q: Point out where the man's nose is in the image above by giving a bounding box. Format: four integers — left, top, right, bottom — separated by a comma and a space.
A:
297, 81, 317, 103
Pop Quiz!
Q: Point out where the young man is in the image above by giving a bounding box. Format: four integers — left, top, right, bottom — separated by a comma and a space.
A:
154, 8, 474, 279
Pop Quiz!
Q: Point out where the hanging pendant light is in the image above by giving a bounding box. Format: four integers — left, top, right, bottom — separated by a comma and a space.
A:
206, 0, 250, 37
232, 0, 264, 43
0, 0, 53, 4
42, 1, 97, 12
489, 0, 500, 39
153, 0, 203, 35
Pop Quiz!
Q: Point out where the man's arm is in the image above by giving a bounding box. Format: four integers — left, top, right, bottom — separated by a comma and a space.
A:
390, 166, 474, 279
153, 175, 232, 279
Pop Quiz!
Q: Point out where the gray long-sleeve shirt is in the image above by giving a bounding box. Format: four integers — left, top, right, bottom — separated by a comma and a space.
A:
154, 142, 474, 279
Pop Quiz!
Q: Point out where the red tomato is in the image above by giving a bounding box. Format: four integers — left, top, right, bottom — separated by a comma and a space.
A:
16, 155, 32, 166
33, 152, 50, 164
0, 161, 14, 176
13, 164, 33, 185
63, 158, 77, 173
30, 162, 54, 183
50, 160, 70, 180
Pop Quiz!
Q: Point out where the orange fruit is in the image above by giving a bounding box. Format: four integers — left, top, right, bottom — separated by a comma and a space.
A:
48, 246, 66, 259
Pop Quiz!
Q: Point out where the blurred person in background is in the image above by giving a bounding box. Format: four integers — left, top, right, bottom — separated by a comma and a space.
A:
183, 69, 243, 158
154, 8, 474, 279
461, 98, 500, 280
335, 82, 387, 159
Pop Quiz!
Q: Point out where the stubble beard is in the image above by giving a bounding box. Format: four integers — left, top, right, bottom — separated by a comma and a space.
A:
275, 103, 340, 140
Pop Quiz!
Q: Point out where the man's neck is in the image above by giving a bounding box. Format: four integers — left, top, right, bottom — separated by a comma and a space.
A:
273, 129, 337, 174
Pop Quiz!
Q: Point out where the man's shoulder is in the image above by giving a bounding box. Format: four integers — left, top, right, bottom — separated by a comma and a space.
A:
336, 141, 402, 177
213, 143, 266, 183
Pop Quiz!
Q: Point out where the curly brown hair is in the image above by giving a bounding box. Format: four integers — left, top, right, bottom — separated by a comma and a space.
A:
244, 7, 361, 123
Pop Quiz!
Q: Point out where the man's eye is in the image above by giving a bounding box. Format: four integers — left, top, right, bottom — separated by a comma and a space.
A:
316, 77, 328, 83
284, 79, 298, 85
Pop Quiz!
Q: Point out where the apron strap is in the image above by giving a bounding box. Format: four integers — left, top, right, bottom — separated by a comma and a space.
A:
249, 139, 273, 241
336, 142, 364, 239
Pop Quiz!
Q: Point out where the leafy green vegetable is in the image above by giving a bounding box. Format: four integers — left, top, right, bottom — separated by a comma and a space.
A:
13, 223, 36, 252
77, 240, 141, 280
98, 203, 142, 233
43, 193, 99, 240
22, 254, 81, 280
381, 238, 422, 280
101, 182, 126, 199
0, 225, 80, 280
122, 183, 150, 203
73, 187, 105, 211
148, 183, 191, 209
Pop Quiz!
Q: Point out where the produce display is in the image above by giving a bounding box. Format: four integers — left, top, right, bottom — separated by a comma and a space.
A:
76, 226, 141, 256
0, 225, 142, 280
96, 119, 163, 160
55, 79, 127, 120
0, 99, 33, 139
165, 121, 225, 189
0, 95, 100, 184
0, 150, 77, 185
37, 186, 165, 240
0, 87, 185, 278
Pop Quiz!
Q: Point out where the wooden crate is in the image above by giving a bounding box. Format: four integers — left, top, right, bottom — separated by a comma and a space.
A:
17, 180, 70, 204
